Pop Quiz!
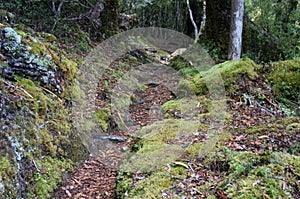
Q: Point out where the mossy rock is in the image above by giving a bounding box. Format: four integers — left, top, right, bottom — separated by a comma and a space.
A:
117, 163, 187, 198
0, 77, 88, 198
189, 58, 259, 95
169, 55, 192, 71
267, 59, 300, 101
161, 97, 204, 118
124, 167, 186, 198
120, 119, 199, 173
58, 58, 78, 80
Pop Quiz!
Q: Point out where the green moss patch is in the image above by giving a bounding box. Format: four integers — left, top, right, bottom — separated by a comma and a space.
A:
30, 157, 73, 199
94, 108, 111, 132
187, 58, 259, 95
215, 149, 300, 198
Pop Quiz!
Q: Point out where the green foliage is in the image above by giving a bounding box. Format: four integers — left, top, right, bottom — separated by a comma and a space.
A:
1, 0, 117, 41
267, 59, 300, 114
129, 0, 203, 34
244, 0, 300, 61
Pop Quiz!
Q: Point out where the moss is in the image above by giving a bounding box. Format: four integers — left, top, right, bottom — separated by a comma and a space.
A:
58, 58, 78, 80
185, 142, 204, 158
15, 77, 52, 116
0, 25, 87, 198
162, 97, 211, 118
120, 119, 200, 173
162, 98, 199, 118
244, 117, 300, 135
94, 108, 111, 132
19, 29, 78, 82
27, 40, 48, 56
169, 56, 192, 71
0, 155, 17, 198
267, 59, 300, 101
213, 148, 300, 198
286, 122, 300, 133
31, 157, 74, 199
39, 32, 57, 43
117, 165, 187, 198
189, 58, 259, 95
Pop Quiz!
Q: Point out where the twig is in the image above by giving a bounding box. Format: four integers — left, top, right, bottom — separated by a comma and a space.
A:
188, 162, 195, 174
256, 102, 276, 117
32, 159, 41, 172
160, 174, 185, 180
39, 86, 63, 103
18, 87, 33, 99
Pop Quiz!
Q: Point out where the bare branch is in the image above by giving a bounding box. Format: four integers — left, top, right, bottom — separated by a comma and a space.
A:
187, 0, 206, 43
196, 0, 206, 40
187, 0, 198, 42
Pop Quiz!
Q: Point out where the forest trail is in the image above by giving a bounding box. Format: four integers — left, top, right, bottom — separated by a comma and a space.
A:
54, 48, 300, 198
54, 84, 176, 198
54, 49, 178, 198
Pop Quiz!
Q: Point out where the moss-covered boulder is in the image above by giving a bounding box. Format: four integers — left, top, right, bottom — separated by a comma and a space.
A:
177, 58, 260, 95
0, 26, 79, 93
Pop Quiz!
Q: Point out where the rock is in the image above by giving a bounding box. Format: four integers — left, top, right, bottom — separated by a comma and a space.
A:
3, 27, 21, 44
121, 146, 129, 152
0, 26, 64, 93
101, 136, 126, 142
168, 48, 187, 60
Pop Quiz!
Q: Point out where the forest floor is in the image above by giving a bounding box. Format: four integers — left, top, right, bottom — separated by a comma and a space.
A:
54, 83, 177, 198
54, 49, 300, 199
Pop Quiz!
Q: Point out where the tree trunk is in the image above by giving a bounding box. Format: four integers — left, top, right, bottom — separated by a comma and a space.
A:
228, 0, 244, 60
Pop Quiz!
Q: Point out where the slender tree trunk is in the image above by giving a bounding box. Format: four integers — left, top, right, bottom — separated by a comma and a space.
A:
228, 0, 244, 60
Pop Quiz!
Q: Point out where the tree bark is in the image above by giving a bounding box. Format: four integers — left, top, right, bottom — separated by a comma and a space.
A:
228, 0, 244, 60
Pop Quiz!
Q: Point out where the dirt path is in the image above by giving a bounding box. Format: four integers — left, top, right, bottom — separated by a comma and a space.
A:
54, 82, 176, 198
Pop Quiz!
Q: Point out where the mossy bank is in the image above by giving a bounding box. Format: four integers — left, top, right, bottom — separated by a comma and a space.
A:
0, 26, 88, 198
